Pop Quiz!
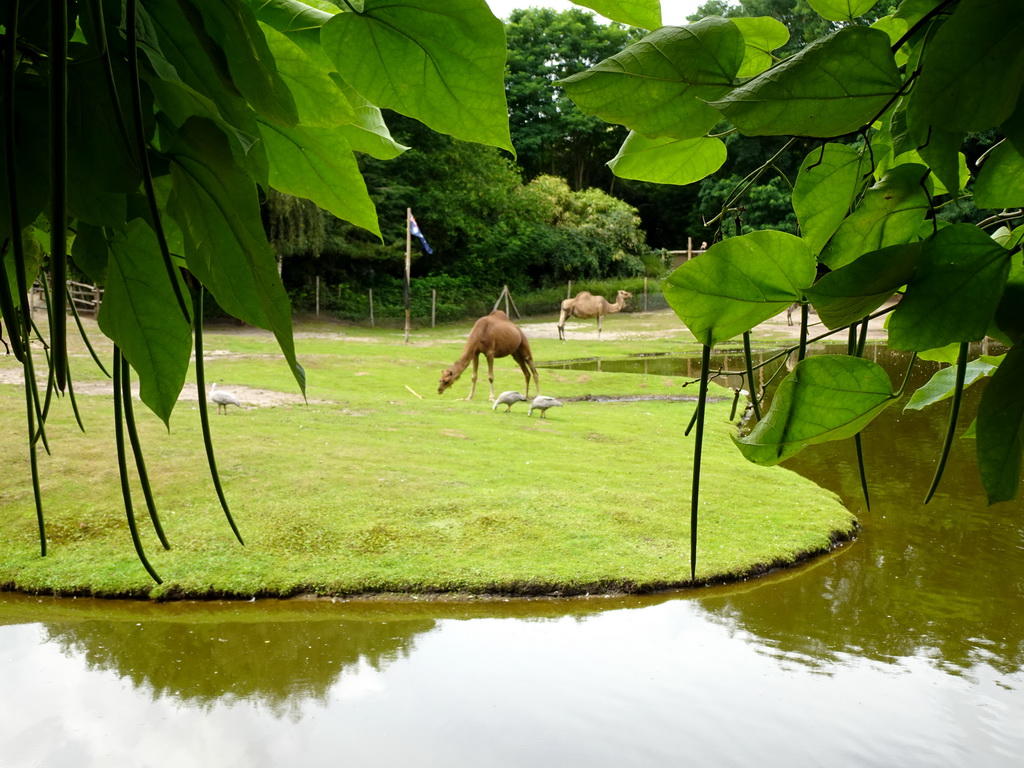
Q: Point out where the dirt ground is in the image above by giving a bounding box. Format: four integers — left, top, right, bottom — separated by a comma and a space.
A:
0, 306, 893, 408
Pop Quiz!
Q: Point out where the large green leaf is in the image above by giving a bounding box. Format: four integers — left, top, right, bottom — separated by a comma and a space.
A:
819, 163, 930, 269
321, 0, 512, 153
974, 139, 1024, 209
663, 230, 816, 347
711, 26, 900, 138
793, 143, 868, 255
260, 24, 356, 126
736, 355, 898, 466
994, 255, 1024, 344
977, 343, 1024, 503
560, 18, 743, 141
889, 224, 1011, 351
732, 16, 789, 78
904, 357, 1000, 412
806, 0, 879, 21
805, 242, 921, 328
260, 25, 406, 160
259, 120, 381, 237
607, 132, 726, 185
167, 118, 304, 393
141, 0, 269, 180
570, 1, 661, 29
907, 0, 1024, 136
916, 129, 967, 197
187, 0, 298, 126
97, 219, 193, 426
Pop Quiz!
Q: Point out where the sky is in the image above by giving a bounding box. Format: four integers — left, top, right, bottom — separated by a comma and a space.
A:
485, 1, 706, 25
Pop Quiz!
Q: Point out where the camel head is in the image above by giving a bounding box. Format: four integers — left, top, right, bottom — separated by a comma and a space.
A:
438, 367, 460, 394
618, 290, 634, 301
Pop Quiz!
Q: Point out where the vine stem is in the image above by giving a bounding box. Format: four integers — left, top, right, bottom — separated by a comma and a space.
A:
689, 344, 712, 581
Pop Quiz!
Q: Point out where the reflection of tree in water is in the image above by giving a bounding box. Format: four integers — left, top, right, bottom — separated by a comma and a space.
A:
43, 616, 436, 715
694, 348, 1024, 677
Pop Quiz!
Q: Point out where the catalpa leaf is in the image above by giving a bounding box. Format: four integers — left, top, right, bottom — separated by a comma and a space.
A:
167, 118, 304, 394
663, 230, 816, 347
907, 0, 1024, 136
733, 16, 789, 78
321, 0, 512, 153
560, 18, 743, 141
97, 219, 193, 426
569, 1, 661, 29
189, 0, 299, 126
819, 163, 929, 269
793, 143, 868, 255
904, 356, 1001, 412
977, 343, 1024, 503
806, 0, 880, 21
711, 26, 900, 138
736, 355, 898, 466
889, 224, 1011, 351
259, 120, 381, 238
975, 139, 1024, 209
608, 132, 726, 185
805, 242, 921, 328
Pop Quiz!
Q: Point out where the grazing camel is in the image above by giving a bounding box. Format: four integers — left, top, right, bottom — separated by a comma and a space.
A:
438, 310, 540, 401
557, 290, 633, 340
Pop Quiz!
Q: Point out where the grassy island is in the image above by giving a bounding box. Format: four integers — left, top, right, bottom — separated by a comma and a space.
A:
0, 311, 855, 599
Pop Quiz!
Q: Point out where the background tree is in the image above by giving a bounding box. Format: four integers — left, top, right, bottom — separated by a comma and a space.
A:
504, 8, 637, 191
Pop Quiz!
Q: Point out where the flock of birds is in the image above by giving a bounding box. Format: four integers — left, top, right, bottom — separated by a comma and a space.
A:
492, 391, 562, 418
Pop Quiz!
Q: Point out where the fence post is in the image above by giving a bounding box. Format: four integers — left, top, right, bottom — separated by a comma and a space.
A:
567, 280, 572, 299
644, 276, 648, 311
315, 276, 320, 317
369, 288, 374, 327
687, 237, 693, 261
431, 289, 436, 328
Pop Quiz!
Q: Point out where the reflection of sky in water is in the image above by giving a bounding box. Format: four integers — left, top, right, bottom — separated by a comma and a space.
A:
3, 600, 1022, 767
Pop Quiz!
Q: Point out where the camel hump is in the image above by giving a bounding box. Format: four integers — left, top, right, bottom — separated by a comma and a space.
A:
489, 309, 510, 321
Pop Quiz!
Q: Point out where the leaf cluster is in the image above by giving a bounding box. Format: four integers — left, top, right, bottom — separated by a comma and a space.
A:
560, 0, 1024, 510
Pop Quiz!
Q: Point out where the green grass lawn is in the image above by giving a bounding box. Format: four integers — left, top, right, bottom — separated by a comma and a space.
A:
0, 310, 855, 599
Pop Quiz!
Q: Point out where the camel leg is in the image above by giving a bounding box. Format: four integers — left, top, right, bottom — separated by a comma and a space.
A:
486, 355, 496, 401
467, 355, 479, 400
557, 308, 567, 340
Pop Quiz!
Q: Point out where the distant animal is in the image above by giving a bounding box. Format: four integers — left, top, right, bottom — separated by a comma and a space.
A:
557, 290, 632, 340
438, 310, 539, 401
492, 390, 528, 413
210, 382, 243, 414
528, 395, 562, 419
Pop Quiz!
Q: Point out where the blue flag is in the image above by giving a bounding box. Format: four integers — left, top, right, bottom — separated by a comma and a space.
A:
409, 213, 433, 254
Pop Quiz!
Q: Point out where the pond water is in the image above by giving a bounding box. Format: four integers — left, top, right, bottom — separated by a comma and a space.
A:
2, 343, 1022, 767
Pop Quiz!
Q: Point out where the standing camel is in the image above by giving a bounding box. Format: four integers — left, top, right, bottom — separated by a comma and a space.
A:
557, 290, 633, 340
438, 310, 540, 400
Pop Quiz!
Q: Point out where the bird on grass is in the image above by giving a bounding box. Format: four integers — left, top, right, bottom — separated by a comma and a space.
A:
210, 382, 243, 414
492, 390, 528, 413
528, 395, 562, 419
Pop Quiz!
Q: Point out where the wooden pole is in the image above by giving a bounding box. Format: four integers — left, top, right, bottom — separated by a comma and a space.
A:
567, 280, 572, 299
369, 288, 374, 327
644, 276, 648, 311
431, 288, 436, 328
404, 207, 411, 343
687, 236, 693, 261
504, 284, 510, 315
315, 276, 320, 317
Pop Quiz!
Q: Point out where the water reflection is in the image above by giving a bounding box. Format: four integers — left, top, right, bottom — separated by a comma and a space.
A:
2, 343, 1023, 766
554, 342, 1024, 676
